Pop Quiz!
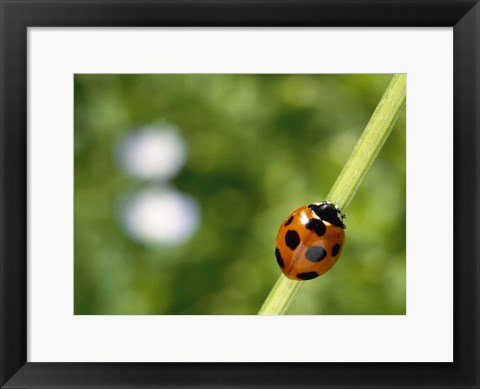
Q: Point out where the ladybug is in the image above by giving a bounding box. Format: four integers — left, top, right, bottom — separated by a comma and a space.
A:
275, 201, 346, 281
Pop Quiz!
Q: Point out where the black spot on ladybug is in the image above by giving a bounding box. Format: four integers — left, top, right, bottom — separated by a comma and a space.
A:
305, 218, 326, 237
285, 230, 300, 250
297, 271, 319, 280
305, 246, 327, 262
308, 203, 346, 229
332, 243, 341, 256
284, 216, 294, 227
275, 248, 285, 268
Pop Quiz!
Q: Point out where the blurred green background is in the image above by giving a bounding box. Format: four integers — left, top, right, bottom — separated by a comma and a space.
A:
74, 74, 406, 315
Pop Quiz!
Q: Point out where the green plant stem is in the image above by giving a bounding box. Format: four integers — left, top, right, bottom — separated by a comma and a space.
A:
258, 74, 406, 315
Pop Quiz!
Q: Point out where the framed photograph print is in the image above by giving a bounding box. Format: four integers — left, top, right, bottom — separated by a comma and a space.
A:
1, 0, 479, 388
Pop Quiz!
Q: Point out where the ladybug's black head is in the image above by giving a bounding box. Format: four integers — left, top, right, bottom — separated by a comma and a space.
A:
308, 202, 346, 229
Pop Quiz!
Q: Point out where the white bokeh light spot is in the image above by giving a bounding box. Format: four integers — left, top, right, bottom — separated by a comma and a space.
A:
118, 124, 186, 180
122, 187, 200, 246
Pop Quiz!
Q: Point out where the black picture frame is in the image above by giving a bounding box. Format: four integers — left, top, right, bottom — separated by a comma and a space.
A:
1, 1, 479, 388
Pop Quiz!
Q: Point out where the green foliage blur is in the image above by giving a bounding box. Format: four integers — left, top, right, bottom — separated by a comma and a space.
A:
74, 74, 406, 315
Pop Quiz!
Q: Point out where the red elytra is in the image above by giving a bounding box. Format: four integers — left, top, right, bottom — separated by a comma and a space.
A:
275, 202, 346, 281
